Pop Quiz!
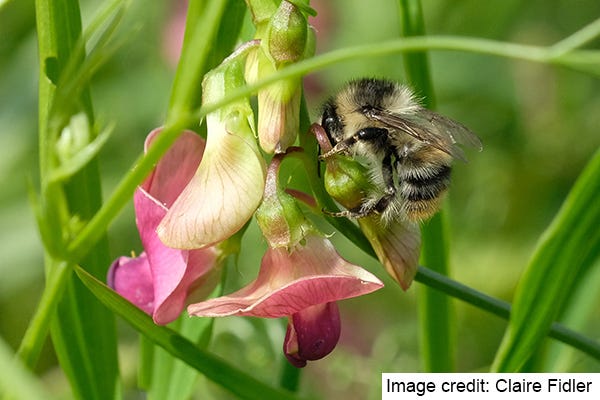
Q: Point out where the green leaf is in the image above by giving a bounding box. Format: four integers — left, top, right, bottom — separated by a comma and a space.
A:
543, 259, 600, 371
147, 317, 215, 400
492, 149, 600, 372
146, 284, 220, 400
0, 337, 54, 400
33, 1, 124, 399
74, 265, 302, 400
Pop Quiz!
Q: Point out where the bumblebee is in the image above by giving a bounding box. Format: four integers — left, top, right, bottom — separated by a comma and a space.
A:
319, 78, 482, 222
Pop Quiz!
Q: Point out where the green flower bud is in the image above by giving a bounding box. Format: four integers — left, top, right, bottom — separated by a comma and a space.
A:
256, 153, 308, 248
324, 155, 376, 211
268, 1, 308, 66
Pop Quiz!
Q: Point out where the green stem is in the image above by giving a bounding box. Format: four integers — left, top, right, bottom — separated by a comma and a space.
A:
166, 0, 228, 124
398, 0, 454, 372
417, 214, 454, 371
26, 4, 120, 400
26, 0, 89, 371
397, 0, 435, 106
16, 260, 70, 366
414, 266, 600, 360
193, 35, 576, 118
549, 16, 600, 56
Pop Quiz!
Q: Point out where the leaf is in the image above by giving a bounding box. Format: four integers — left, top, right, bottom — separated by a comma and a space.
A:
34, 1, 128, 399
148, 317, 215, 400
74, 265, 302, 400
543, 259, 600, 371
146, 283, 220, 400
0, 337, 54, 400
492, 149, 600, 372
50, 118, 113, 183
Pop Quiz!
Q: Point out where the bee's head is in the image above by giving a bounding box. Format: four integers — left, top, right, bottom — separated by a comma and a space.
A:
321, 100, 344, 145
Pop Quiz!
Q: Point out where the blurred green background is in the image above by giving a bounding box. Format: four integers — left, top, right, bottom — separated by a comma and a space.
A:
1, 0, 599, 398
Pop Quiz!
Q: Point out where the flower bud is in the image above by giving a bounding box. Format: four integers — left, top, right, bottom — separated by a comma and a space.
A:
268, 1, 308, 66
284, 302, 341, 368
324, 154, 376, 211
246, 1, 314, 154
256, 176, 306, 248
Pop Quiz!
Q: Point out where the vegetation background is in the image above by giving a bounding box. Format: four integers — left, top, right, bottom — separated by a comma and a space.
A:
1, 0, 599, 399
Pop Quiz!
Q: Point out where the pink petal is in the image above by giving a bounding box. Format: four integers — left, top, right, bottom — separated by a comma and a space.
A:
187, 234, 383, 318
135, 180, 218, 325
109, 129, 219, 325
142, 128, 206, 208
108, 254, 154, 315
284, 302, 341, 368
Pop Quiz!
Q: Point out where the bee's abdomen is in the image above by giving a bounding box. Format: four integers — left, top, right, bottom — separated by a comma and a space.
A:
399, 164, 451, 220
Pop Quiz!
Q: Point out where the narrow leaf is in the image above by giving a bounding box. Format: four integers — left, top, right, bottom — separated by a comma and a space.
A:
34, 0, 122, 398
543, 259, 600, 371
0, 338, 54, 400
74, 265, 302, 400
492, 149, 600, 372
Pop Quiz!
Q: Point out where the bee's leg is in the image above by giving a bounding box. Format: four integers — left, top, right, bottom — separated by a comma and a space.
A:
319, 127, 389, 159
319, 141, 351, 159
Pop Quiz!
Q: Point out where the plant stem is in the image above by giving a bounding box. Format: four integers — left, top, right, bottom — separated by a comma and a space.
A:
549, 16, 600, 56
16, 260, 70, 366
24, 5, 120, 400
398, 0, 454, 372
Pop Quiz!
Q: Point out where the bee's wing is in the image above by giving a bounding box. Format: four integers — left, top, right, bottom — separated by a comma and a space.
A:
367, 108, 482, 162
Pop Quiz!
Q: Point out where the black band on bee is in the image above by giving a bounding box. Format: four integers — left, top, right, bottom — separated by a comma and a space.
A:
400, 165, 451, 202
350, 78, 397, 109
403, 165, 451, 187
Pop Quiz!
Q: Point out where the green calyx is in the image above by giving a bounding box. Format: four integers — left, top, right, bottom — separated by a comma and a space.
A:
324, 155, 376, 210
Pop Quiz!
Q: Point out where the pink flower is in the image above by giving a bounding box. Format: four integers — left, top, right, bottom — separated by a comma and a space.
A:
108, 129, 220, 325
157, 47, 266, 249
188, 233, 382, 318
188, 152, 384, 366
